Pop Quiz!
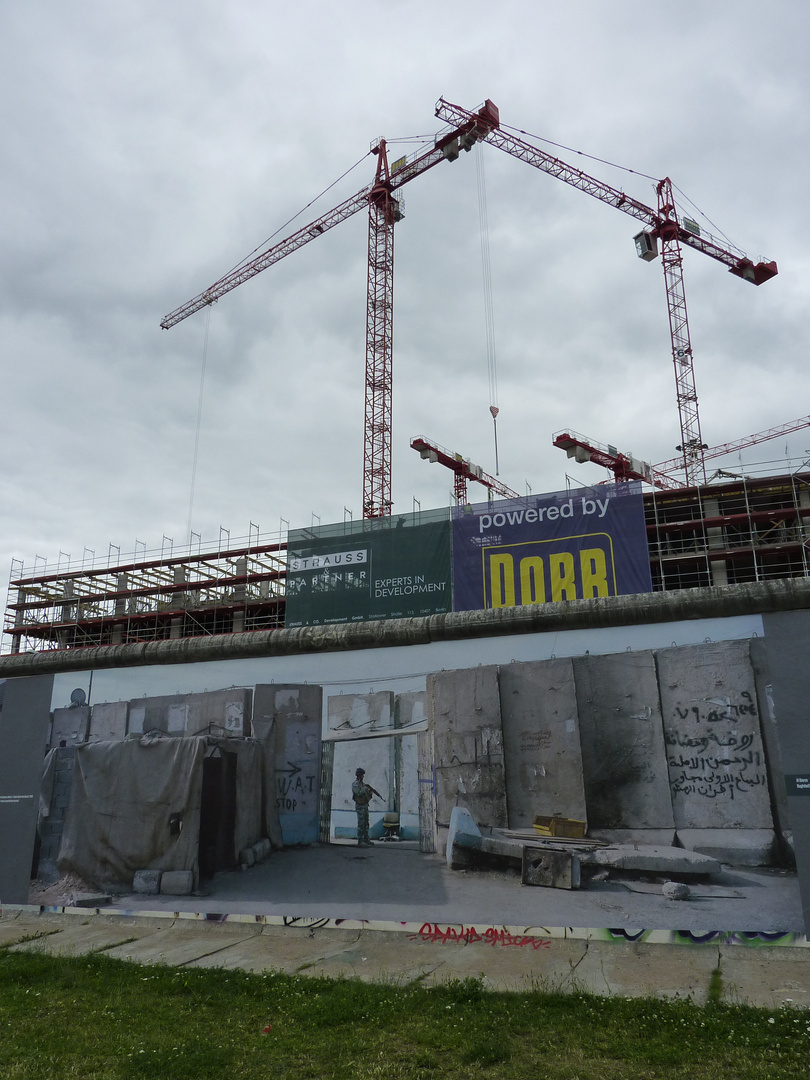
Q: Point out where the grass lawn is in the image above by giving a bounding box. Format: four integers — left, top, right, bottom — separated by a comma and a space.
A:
1, 949, 808, 1078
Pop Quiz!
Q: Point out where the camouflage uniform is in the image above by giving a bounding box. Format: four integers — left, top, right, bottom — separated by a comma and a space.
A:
352, 773, 372, 845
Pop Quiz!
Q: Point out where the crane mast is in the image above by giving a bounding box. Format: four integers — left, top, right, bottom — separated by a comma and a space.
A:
435, 99, 777, 486
162, 97, 775, 516
162, 101, 501, 517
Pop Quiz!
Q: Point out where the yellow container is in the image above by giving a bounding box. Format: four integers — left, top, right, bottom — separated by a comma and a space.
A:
532, 815, 586, 839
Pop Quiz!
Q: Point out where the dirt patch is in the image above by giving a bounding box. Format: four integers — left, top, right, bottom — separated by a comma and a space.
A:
28, 873, 120, 907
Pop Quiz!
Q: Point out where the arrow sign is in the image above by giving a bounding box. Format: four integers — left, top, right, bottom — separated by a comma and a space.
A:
278, 762, 302, 778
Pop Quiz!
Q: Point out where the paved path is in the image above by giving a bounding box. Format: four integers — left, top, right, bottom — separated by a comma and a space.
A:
5, 842, 809, 1009
3, 906, 810, 1009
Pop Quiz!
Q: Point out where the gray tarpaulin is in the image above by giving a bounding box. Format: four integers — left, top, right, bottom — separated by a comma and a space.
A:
58, 735, 263, 891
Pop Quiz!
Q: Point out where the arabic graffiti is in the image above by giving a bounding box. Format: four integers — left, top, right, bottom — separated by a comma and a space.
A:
664, 690, 767, 801
673, 690, 758, 724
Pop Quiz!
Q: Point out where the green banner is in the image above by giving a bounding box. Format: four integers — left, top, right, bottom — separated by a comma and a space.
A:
285, 510, 451, 628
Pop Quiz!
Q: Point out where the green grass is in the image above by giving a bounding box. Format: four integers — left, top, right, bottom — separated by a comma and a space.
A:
1, 951, 808, 1078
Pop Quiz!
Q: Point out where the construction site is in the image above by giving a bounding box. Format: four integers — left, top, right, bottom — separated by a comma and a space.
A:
2, 96, 806, 654
2, 97, 810, 953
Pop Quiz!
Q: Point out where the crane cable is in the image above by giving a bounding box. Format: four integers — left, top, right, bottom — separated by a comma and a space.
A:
186, 303, 212, 544
476, 146, 501, 474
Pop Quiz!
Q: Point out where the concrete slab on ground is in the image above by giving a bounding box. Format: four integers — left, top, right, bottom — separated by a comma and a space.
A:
3, 909, 810, 1008
677, 828, 777, 866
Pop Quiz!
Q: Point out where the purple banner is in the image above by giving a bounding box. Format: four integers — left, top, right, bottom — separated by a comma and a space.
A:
452, 484, 652, 612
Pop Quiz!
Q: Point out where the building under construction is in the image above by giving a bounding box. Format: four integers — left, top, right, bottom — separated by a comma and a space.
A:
5, 468, 810, 654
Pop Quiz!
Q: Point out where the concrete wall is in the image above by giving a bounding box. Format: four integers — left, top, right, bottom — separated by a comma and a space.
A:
253, 684, 322, 845
425, 641, 779, 865
327, 691, 394, 734
657, 640, 774, 862
499, 659, 586, 828
573, 651, 674, 842
50, 705, 90, 748
429, 665, 507, 830
125, 688, 252, 738
88, 701, 128, 742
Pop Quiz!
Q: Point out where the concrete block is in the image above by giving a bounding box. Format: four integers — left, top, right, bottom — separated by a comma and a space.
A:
132, 870, 162, 894
239, 847, 256, 868
522, 847, 581, 889
254, 684, 322, 846
499, 659, 587, 827
328, 691, 394, 733
429, 666, 507, 830
252, 838, 271, 862
159, 870, 194, 895
88, 700, 128, 742
446, 806, 482, 866
573, 651, 674, 831
50, 706, 90, 747
579, 844, 721, 876
676, 828, 777, 867
591, 829, 677, 847
394, 690, 427, 730
446, 806, 483, 869
657, 640, 774, 831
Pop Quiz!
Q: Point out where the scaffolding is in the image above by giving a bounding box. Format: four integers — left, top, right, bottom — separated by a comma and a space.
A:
5, 471, 810, 655
646, 470, 810, 591
4, 529, 287, 654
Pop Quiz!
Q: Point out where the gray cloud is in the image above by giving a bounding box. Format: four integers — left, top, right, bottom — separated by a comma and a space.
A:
1, 1, 806, 602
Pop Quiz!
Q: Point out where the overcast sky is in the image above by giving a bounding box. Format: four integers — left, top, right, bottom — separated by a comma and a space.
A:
1, 1, 807, 593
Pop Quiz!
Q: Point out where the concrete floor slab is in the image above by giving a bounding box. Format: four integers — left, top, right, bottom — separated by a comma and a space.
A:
86, 844, 803, 935
677, 828, 777, 866
581, 845, 720, 875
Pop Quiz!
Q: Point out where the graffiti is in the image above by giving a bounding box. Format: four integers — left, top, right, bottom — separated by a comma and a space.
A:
669, 767, 766, 799
518, 729, 552, 753
665, 688, 767, 801
674, 691, 758, 724
282, 916, 334, 930
275, 770, 317, 813
413, 923, 551, 949
667, 731, 755, 752
599, 928, 808, 947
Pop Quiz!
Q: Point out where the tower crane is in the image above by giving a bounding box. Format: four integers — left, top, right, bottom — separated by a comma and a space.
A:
553, 415, 810, 490
435, 101, 777, 488
162, 97, 775, 516
161, 100, 501, 519
410, 435, 520, 505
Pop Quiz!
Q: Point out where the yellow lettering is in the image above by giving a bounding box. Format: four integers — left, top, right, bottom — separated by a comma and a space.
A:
519, 556, 545, 605
549, 552, 576, 601
579, 548, 609, 598
489, 553, 515, 607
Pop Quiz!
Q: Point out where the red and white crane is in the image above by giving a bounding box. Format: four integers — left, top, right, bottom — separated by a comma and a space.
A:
410, 435, 520, 505
162, 97, 775, 514
161, 101, 500, 518
553, 415, 810, 490
434, 101, 777, 488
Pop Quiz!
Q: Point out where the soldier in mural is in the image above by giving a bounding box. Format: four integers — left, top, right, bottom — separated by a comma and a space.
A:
352, 768, 381, 847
